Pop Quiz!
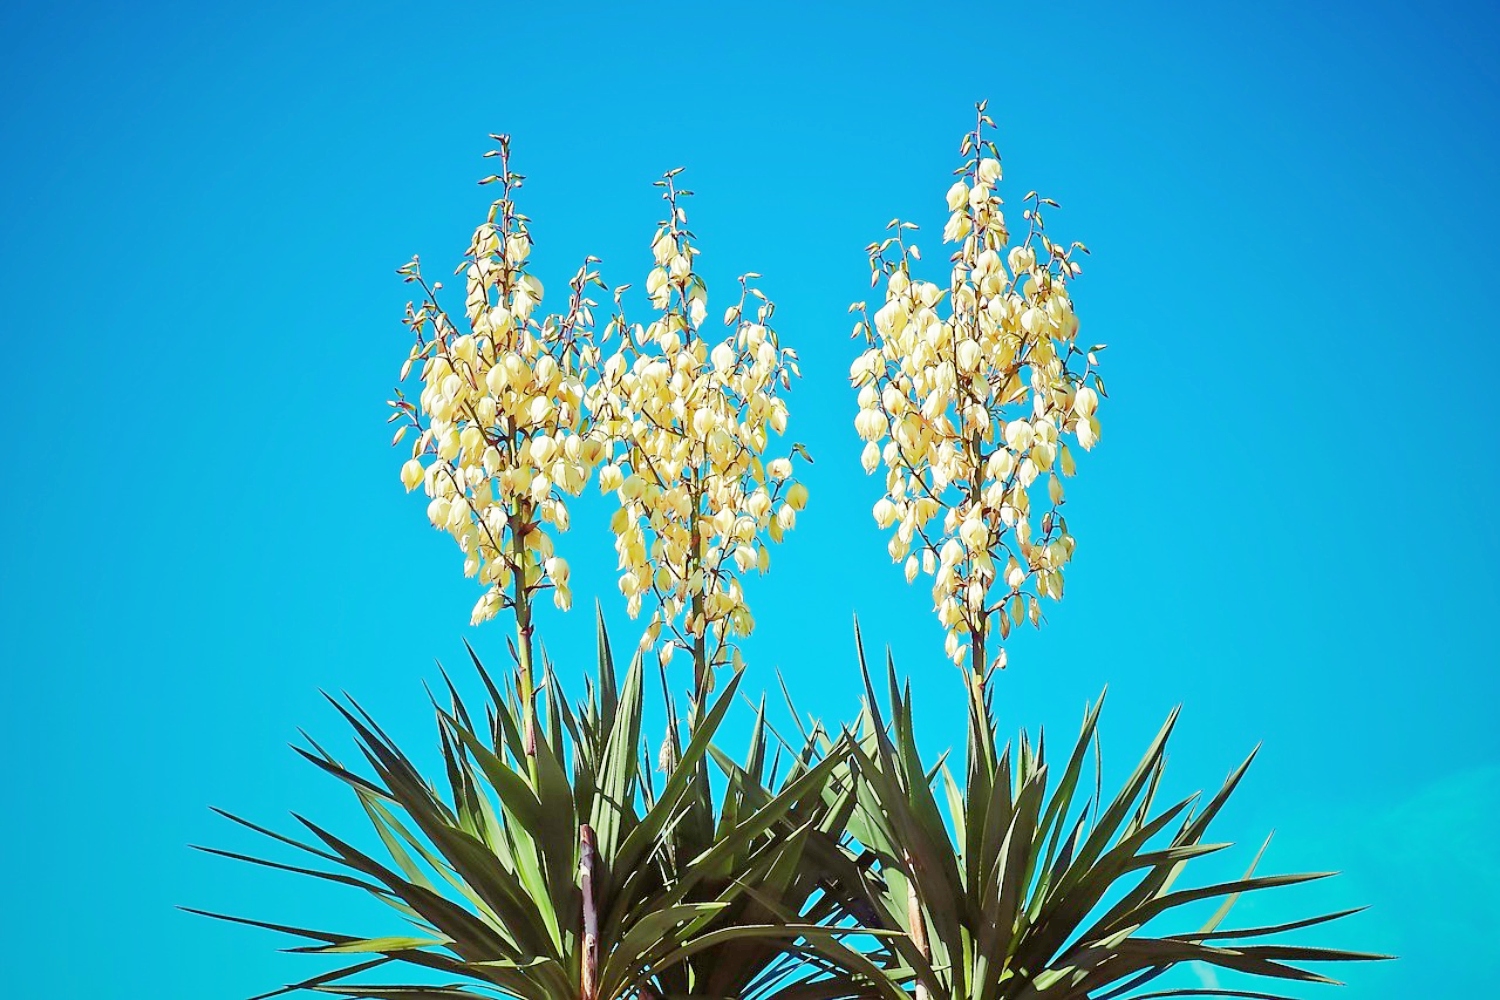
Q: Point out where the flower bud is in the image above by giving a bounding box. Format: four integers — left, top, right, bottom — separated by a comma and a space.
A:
1008, 245, 1036, 276
535, 355, 558, 388
1059, 444, 1076, 477
521, 273, 544, 303
1077, 416, 1098, 450
769, 401, 788, 434
944, 212, 972, 242
1018, 457, 1038, 488
652, 230, 674, 264
695, 342, 727, 378
959, 516, 988, 549
530, 433, 556, 465
854, 408, 888, 442
957, 339, 981, 372
1003, 419, 1035, 452
604, 352, 627, 385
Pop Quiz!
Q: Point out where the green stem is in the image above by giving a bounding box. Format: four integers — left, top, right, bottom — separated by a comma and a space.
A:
968, 621, 997, 773
510, 507, 538, 780
688, 493, 708, 727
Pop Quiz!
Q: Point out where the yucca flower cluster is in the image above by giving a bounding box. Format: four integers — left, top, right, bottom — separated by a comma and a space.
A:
849, 103, 1105, 683
586, 170, 807, 702
391, 137, 607, 625
389, 135, 609, 750
391, 151, 805, 711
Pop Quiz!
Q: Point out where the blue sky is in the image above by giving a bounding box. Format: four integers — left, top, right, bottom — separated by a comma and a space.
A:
1, 1, 1495, 996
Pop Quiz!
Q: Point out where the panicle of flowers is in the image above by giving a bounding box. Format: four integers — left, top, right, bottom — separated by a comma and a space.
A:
389, 134, 608, 630
584, 169, 807, 704
848, 101, 1106, 680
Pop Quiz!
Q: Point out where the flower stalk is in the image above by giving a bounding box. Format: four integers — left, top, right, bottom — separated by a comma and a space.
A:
391, 133, 607, 776
850, 100, 1104, 734
586, 169, 807, 721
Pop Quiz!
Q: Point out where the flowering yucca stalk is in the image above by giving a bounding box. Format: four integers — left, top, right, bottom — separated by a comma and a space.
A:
829, 105, 1386, 1000
586, 170, 808, 712
825, 631, 1387, 1000
848, 102, 1104, 714
390, 134, 608, 756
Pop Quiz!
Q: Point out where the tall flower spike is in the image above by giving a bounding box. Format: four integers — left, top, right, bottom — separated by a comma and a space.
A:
586, 169, 806, 713
849, 101, 1105, 700
390, 134, 608, 757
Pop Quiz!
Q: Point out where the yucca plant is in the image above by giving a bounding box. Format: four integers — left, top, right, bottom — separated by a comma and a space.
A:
831, 104, 1389, 999
194, 113, 1383, 1000
191, 614, 856, 1000
805, 629, 1386, 1000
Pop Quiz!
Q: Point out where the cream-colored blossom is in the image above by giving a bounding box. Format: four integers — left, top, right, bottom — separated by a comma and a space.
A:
389, 137, 611, 761
393, 183, 602, 620
849, 103, 1105, 678
585, 170, 806, 703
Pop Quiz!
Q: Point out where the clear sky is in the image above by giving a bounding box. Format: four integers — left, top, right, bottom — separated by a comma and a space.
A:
1, 1, 1495, 996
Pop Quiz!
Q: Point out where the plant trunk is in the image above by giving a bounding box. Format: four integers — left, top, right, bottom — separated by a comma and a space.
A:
580, 824, 599, 1000
905, 850, 930, 1000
